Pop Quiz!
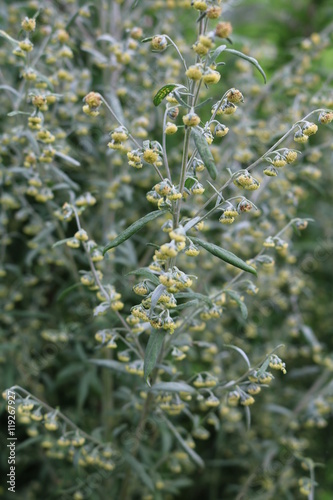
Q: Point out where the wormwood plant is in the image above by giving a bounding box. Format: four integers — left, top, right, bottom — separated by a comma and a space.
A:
1, 0, 333, 499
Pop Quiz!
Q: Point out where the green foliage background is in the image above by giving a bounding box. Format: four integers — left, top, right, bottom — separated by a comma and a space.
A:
0, 0, 332, 499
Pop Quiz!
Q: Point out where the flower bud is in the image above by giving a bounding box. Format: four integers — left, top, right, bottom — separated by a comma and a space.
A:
21, 17, 36, 32
151, 35, 168, 51
214, 123, 229, 137
167, 107, 179, 120
186, 65, 203, 81
215, 22, 232, 39
226, 88, 244, 103
206, 6, 222, 19
285, 150, 298, 163
294, 130, 308, 143
202, 69, 220, 85
318, 111, 333, 124
192, 1, 208, 11
302, 122, 318, 136
165, 122, 178, 135
182, 112, 200, 127
263, 165, 278, 177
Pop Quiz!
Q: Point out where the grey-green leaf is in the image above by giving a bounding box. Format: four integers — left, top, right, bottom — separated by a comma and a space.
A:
126, 268, 160, 286
224, 344, 251, 369
144, 329, 165, 383
103, 210, 168, 254
89, 359, 128, 373
175, 292, 213, 307
224, 48, 267, 83
150, 381, 196, 394
149, 284, 167, 318
153, 83, 178, 106
223, 290, 248, 319
208, 44, 226, 65
191, 237, 257, 275
192, 128, 217, 180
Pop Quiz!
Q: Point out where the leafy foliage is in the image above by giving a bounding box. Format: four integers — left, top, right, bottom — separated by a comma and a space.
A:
0, 1, 333, 499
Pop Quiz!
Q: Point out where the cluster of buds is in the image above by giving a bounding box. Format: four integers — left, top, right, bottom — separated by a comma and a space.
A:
147, 178, 182, 207
41, 330, 68, 343
193, 373, 218, 388
221, 198, 254, 220
95, 329, 117, 349
268, 354, 287, 374
131, 296, 176, 333
108, 126, 129, 151
36, 129, 55, 144
233, 171, 260, 190
21, 17, 36, 32
159, 266, 193, 292
248, 370, 274, 385
294, 121, 318, 143
192, 34, 214, 56
82, 92, 102, 117
263, 236, 288, 253
128, 141, 164, 170
31, 94, 48, 110
218, 204, 239, 224
158, 396, 185, 416
28, 115, 43, 130
263, 148, 298, 176
212, 89, 243, 119
125, 360, 144, 377
200, 304, 222, 320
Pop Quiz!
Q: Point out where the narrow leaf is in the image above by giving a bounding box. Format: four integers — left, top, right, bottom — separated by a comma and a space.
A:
175, 292, 213, 306
150, 381, 195, 394
7, 110, 29, 116
208, 44, 226, 65
54, 151, 80, 167
144, 329, 165, 383
223, 290, 248, 319
224, 48, 267, 83
191, 128, 217, 180
125, 454, 154, 491
126, 268, 160, 286
175, 299, 199, 311
244, 406, 251, 431
153, 84, 178, 106
89, 359, 128, 373
103, 210, 168, 254
52, 238, 72, 248
0, 30, 18, 45
57, 282, 82, 302
141, 37, 153, 43
191, 237, 257, 275
184, 177, 197, 190
97, 34, 116, 44
224, 344, 251, 369
149, 284, 167, 318
162, 415, 205, 469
